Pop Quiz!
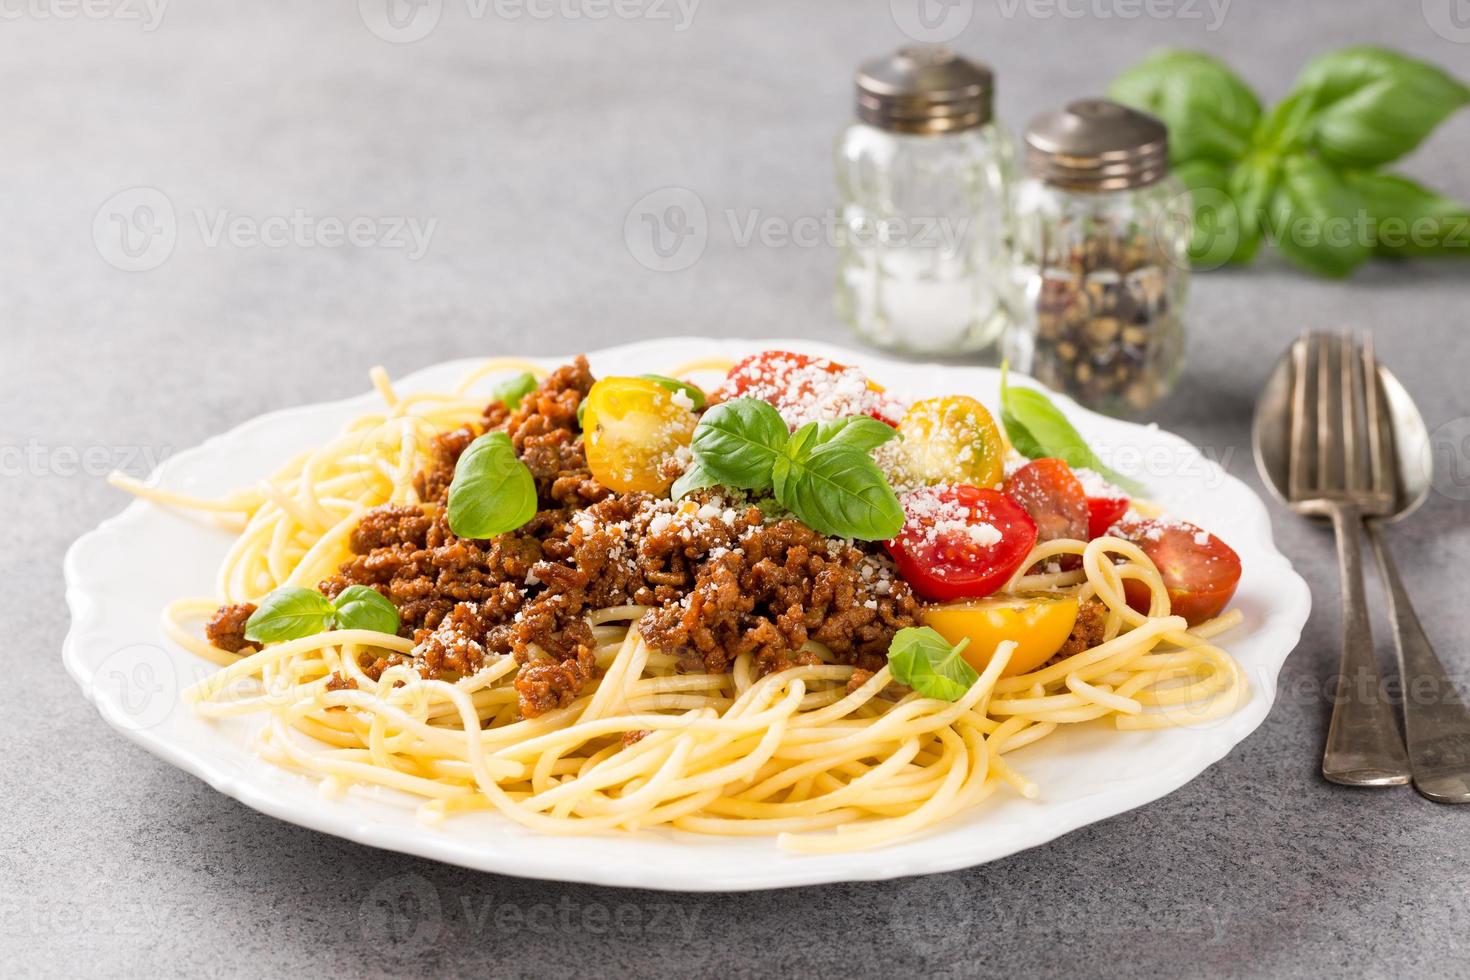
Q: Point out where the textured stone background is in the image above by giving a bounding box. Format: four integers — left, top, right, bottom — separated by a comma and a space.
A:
6, 1, 1469, 976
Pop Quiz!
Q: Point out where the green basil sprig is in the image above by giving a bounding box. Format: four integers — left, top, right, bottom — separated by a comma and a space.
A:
244, 584, 401, 644
1000, 366, 1146, 496
1110, 46, 1469, 277
490, 372, 538, 411
887, 627, 978, 702
446, 431, 538, 539
674, 398, 904, 540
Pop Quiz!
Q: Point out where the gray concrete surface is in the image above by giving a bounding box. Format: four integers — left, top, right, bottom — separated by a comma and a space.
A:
5, 1, 1470, 977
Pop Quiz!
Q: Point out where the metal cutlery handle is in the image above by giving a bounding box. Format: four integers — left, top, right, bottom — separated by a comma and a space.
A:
1367, 522, 1470, 803
1322, 504, 1411, 786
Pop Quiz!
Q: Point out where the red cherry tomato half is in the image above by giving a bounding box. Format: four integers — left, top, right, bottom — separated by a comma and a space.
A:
719, 350, 900, 426
1115, 520, 1243, 626
1003, 458, 1089, 543
1086, 494, 1130, 540
886, 484, 1039, 602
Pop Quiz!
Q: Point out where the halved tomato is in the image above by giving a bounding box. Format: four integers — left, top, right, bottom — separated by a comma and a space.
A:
896, 395, 1006, 490
582, 377, 697, 494
1113, 519, 1242, 626
1086, 493, 1130, 540
718, 350, 899, 426
1003, 458, 1089, 542
922, 594, 1080, 677
886, 484, 1038, 602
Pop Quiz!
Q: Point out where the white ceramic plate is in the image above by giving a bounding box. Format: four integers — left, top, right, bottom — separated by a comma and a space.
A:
64, 338, 1310, 891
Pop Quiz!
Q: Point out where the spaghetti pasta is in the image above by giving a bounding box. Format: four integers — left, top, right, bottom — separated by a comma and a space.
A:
111, 356, 1248, 852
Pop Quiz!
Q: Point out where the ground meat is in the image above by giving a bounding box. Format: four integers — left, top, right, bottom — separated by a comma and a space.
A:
1051, 598, 1109, 665
514, 649, 595, 718
205, 602, 257, 653
638, 519, 920, 677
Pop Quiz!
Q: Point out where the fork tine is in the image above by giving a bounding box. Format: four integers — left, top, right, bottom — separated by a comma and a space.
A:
1342, 333, 1366, 494
1362, 332, 1389, 500
1316, 332, 1342, 492
1288, 334, 1313, 501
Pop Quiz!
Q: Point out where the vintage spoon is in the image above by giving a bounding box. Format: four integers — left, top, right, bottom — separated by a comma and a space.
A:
1255, 337, 1470, 801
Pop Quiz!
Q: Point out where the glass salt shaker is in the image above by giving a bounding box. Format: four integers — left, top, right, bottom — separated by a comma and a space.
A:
1005, 99, 1190, 416
835, 46, 1014, 356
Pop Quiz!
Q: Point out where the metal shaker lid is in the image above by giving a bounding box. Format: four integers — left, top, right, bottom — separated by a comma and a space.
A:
855, 46, 994, 135
1024, 98, 1170, 191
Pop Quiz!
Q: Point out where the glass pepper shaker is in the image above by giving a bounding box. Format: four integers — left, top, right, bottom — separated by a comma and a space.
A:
835, 46, 1014, 356
1005, 99, 1190, 416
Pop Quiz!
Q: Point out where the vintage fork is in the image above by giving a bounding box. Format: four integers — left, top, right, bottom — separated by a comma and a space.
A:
1360, 336, 1470, 802
1287, 332, 1410, 785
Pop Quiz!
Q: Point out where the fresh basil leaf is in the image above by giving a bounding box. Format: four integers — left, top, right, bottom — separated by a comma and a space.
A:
1265, 155, 1370, 279
772, 443, 905, 541
640, 374, 707, 411
1108, 49, 1261, 165
887, 627, 978, 702
670, 461, 719, 501
803, 416, 898, 453
490, 372, 537, 412
1348, 172, 1470, 258
244, 586, 337, 644
1253, 89, 1317, 156
1000, 366, 1146, 495
1172, 160, 1243, 270
331, 585, 400, 635
575, 397, 587, 429
688, 397, 789, 490
1291, 47, 1470, 169
446, 431, 538, 539
1225, 155, 1279, 264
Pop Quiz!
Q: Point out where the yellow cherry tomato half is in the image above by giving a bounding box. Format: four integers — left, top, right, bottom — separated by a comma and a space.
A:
897, 395, 1006, 489
920, 594, 1080, 678
582, 377, 697, 494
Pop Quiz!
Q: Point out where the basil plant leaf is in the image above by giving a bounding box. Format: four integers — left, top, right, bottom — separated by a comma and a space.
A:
773, 444, 905, 541
1171, 159, 1244, 270
1347, 172, 1470, 258
490, 372, 538, 412
670, 461, 720, 501
331, 585, 401, 635
801, 416, 898, 453
1265, 154, 1370, 279
1000, 366, 1146, 495
640, 374, 707, 411
446, 431, 538, 539
688, 397, 790, 490
1108, 49, 1261, 165
1291, 46, 1470, 170
887, 627, 978, 702
244, 586, 337, 644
